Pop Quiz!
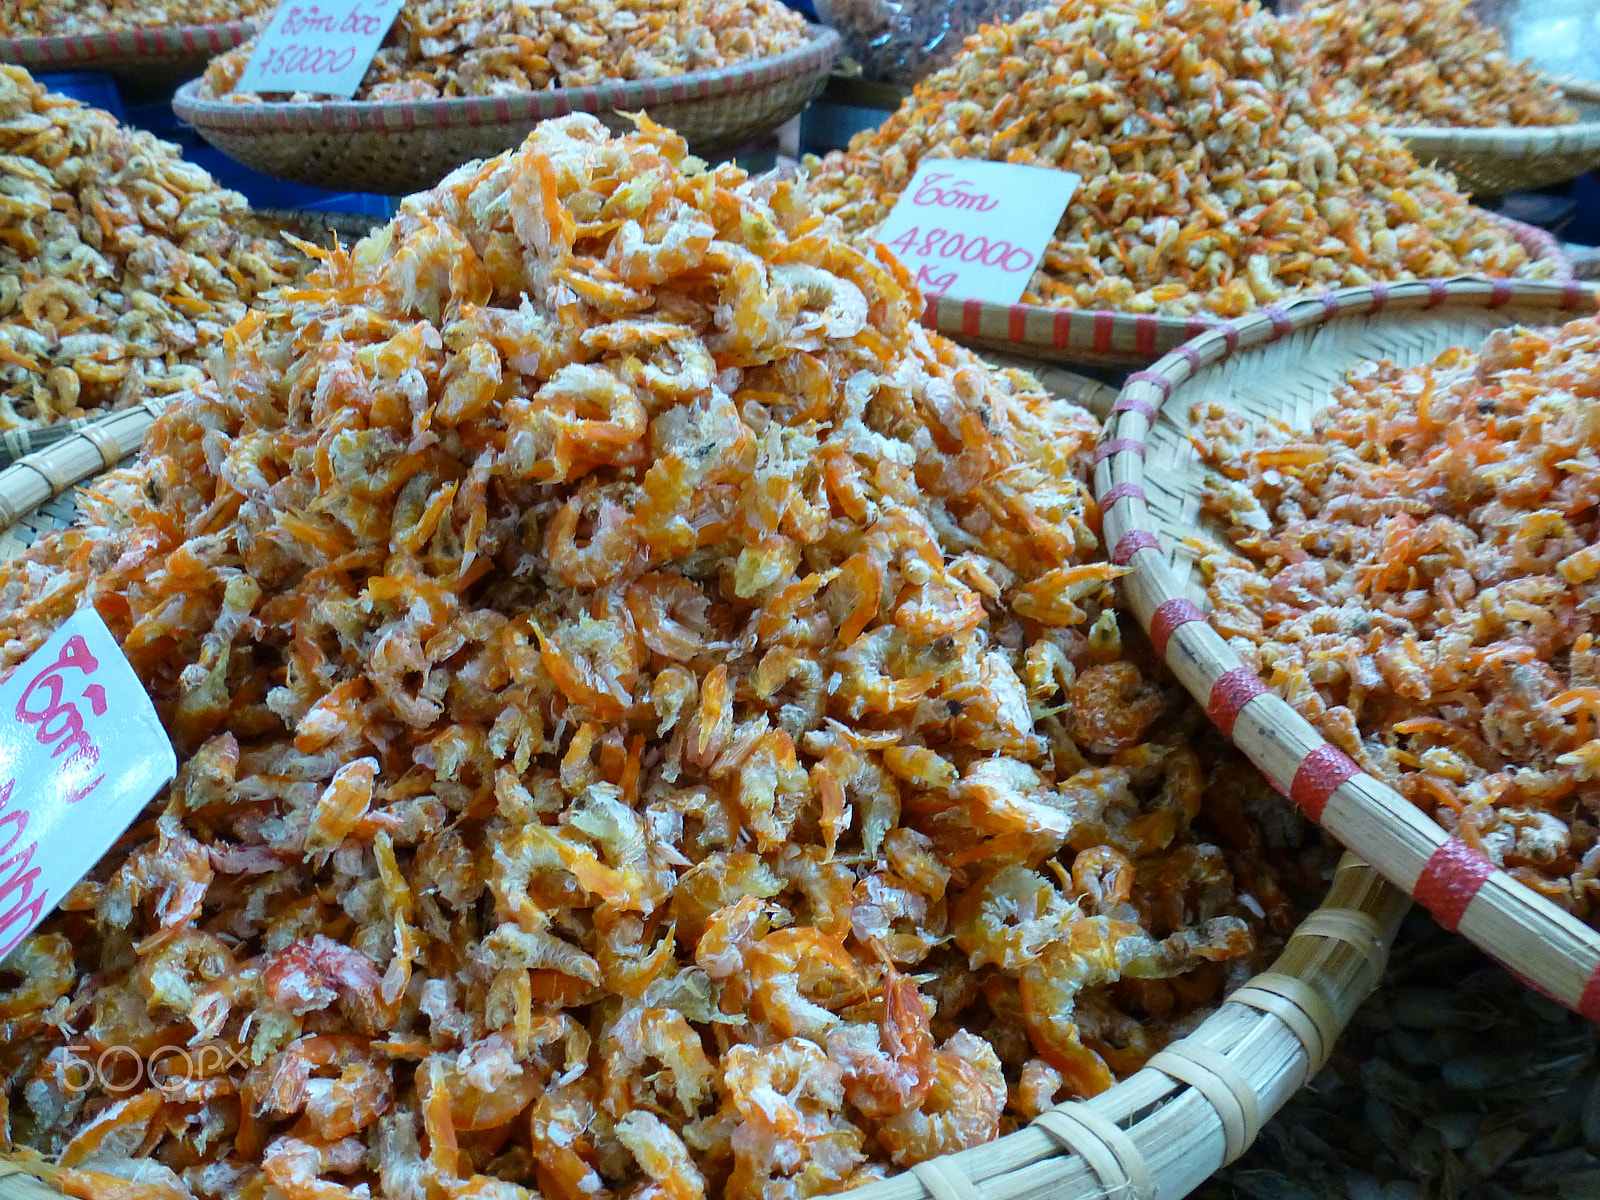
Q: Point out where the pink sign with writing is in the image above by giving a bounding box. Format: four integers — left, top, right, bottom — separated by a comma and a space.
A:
0, 608, 175, 959
234, 0, 402, 98
874, 160, 1081, 307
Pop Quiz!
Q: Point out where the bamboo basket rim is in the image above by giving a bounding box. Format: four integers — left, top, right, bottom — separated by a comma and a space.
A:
918, 211, 1569, 367
0, 392, 1412, 1200
1093, 275, 1600, 1028
0, 19, 255, 69
1385, 81, 1600, 147
171, 27, 841, 135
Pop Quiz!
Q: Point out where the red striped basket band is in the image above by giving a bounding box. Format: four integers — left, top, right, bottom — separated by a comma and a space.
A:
1288, 744, 1359, 821
1412, 838, 1495, 932
1123, 371, 1172, 401
1099, 482, 1146, 508
1582, 964, 1600, 1023
1149, 598, 1203, 657
1110, 530, 1159, 566
1206, 668, 1267, 738
1111, 394, 1157, 419
1264, 304, 1291, 335
1093, 438, 1144, 466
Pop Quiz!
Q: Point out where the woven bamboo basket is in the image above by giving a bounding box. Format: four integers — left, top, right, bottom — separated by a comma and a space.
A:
1094, 275, 1600, 1025
1389, 79, 1600, 197
0, 20, 254, 86
0, 378, 1411, 1199
922, 213, 1571, 369
171, 28, 840, 195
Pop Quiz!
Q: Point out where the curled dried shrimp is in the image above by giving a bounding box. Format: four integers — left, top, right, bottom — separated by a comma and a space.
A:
804, 0, 1549, 320
0, 0, 268, 36
200, 0, 813, 103
0, 67, 304, 427
0, 114, 1314, 1197
1196, 314, 1600, 925
1288, 0, 1579, 129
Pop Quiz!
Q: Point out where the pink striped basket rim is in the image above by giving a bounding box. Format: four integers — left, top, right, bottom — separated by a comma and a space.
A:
172, 26, 839, 135
0, 19, 253, 67
919, 212, 1571, 362
1092, 276, 1600, 1025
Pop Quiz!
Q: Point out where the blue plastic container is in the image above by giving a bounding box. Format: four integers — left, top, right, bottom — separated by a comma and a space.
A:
34, 71, 124, 120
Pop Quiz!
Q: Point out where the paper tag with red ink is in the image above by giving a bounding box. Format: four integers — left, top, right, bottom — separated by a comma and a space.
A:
235, 0, 402, 98
874, 160, 1081, 307
0, 608, 176, 959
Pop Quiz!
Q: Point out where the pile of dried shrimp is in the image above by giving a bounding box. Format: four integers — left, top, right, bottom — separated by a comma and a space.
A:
804, 0, 1550, 319
0, 115, 1310, 1200
0, 66, 304, 427
200, 0, 814, 103
0, 0, 268, 36
1195, 314, 1600, 925
1287, 0, 1579, 129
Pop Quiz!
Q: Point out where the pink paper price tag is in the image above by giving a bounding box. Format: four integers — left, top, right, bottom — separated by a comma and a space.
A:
874, 160, 1081, 308
234, 0, 402, 98
0, 608, 176, 958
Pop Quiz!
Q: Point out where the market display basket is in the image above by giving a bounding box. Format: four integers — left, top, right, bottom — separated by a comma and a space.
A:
171, 27, 841, 195
921, 213, 1570, 368
1389, 77, 1600, 197
0, 20, 254, 86
0, 373, 1412, 1200
1094, 275, 1600, 1024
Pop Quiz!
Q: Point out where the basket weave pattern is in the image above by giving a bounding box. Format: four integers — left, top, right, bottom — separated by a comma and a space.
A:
922, 213, 1571, 368
0, 20, 254, 82
172, 29, 840, 195
1390, 88, 1600, 196
1095, 276, 1600, 1024
0, 380, 1412, 1200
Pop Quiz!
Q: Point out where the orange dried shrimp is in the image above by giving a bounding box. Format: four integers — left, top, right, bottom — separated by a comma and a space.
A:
0, 0, 268, 36
0, 115, 1298, 1198
804, 0, 1550, 320
1196, 314, 1600, 925
199, 0, 813, 103
1288, 0, 1579, 129
0, 66, 304, 427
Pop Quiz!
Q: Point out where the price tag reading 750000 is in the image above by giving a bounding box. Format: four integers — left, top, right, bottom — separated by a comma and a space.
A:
874, 160, 1081, 308
235, 0, 402, 98
0, 608, 175, 959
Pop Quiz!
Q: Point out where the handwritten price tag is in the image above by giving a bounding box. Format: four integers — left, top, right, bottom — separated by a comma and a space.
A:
0, 609, 175, 958
875, 160, 1081, 307
235, 0, 402, 98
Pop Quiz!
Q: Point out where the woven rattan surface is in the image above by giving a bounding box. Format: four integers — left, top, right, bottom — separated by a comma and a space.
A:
171, 28, 840, 195
923, 214, 1571, 369
1095, 276, 1600, 1030
0, 20, 254, 85
1390, 90, 1600, 197
0, 370, 1412, 1200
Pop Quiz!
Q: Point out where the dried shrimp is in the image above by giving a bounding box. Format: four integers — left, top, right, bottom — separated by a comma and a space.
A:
0, 0, 268, 36
804, 0, 1549, 319
1195, 313, 1600, 925
0, 66, 304, 427
0, 115, 1311, 1197
200, 0, 813, 103
1288, 0, 1579, 129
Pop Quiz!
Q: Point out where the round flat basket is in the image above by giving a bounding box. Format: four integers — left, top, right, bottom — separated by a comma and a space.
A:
1389, 80, 1600, 197
1095, 276, 1600, 1023
171, 28, 841, 195
922, 213, 1570, 369
0, 389, 1411, 1200
0, 20, 254, 86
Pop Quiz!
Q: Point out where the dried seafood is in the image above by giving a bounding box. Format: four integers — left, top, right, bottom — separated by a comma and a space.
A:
0, 66, 303, 427
1195, 315, 1600, 924
200, 0, 814, 103
0, 0, 268, 36
1197, 911, 1600, 1200
0, 115, 1305, 1198
1288, 0, 1580, 129
804, 0, 1550, 319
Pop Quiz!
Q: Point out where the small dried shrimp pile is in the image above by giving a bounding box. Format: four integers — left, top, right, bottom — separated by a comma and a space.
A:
804, 0, 1548, 319
0, 66, 304, 427
200, 0, 813, 103
0, 114, 1290, 1200
1287, 0, 1579, 129
0, 0, 268, 36
1195, 314, 1600, 924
